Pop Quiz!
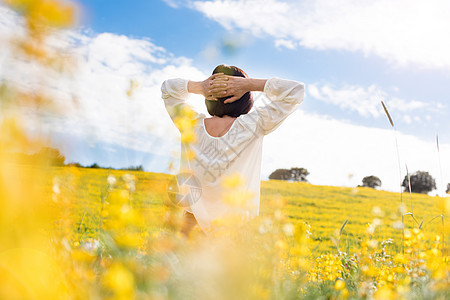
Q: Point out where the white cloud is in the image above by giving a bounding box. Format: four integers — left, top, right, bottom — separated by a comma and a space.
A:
0, 5, 208, 159
163, 0, 181, 8
308, 83, 437, 122
275, 39, 296, 50
262, 110, 450, 195
184, 0, 450, 70
403, 115, 412, 124
309, 83, 383, 118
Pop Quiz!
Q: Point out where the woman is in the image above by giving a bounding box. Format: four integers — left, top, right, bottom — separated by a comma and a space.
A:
161, 65, 305, 237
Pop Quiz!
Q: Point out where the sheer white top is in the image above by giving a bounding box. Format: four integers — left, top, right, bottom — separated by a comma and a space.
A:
161, 77, 305, 233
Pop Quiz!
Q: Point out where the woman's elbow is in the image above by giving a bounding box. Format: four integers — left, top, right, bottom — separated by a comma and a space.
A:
161, 80, 171, 99
294, 82, 305, 104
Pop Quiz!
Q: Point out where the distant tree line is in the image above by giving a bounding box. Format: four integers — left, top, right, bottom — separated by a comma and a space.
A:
11, 147, 449, 195
269, 167, 446, 196
7, 147, 144, 171
7, 147, 65, 166
66, 162, 144, 171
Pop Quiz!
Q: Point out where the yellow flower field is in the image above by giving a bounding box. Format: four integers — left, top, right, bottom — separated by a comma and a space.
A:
1, 163, 448, 299
39, 166, 449, 257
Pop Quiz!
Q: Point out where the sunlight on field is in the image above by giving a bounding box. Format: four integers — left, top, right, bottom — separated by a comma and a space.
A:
43, 167, 450, 257
1, 0, 449, 299
3, 164, 448, 299
260, 180, 449, 255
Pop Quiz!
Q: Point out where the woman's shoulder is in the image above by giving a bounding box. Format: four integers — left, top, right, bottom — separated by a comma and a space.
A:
236, 110, 261, 127
234, 112, 264, 137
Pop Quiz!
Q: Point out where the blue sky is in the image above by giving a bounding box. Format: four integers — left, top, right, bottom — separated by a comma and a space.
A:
75, 0, 450, 140
1, 0, 449, 194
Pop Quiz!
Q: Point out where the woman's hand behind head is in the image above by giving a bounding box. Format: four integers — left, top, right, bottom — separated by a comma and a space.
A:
203, 73, 224, 100
208, 75, 249, 104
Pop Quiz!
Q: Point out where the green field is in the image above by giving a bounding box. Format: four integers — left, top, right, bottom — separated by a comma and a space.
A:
1, 164, 448, 299
45, 166, 449, 256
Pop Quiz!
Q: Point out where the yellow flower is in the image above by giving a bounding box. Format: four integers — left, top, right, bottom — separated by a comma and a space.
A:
223, 189, 254, 207
7, 0, 76, 28
102, 262, 135, 298
114, 231, 141, 249
181, 131, 197, 144
211, 214, 245, 229
222, 173, 245, 188
374, 286, 396, 300
334, 279, 346, 290
181, 105, 197, 119
394, 253, 407, 264
275, 239, 287, 251
341, 288, 349, 299
184, 149, 196, 161
404, 229, 412, 240
108, 189, 130, 205
70, 248, 96, 263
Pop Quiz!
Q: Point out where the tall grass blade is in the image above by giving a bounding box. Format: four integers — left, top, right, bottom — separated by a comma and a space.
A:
403, 212, 419, 227
381, 101, 394, 127
421, 214, 445, 254
401, 214, 405, 255
442, 216, 445, 255
78, 207, 87, 233
336, 218, 349, 253
436, 133, 446, 254
380, 101, 403, 203
402, 212, 420, 253
436, 133, 445, 197
436, 133, 440, 152
340, 218, 349, 237
406, 164, 414, 216
380, 100, 406, 254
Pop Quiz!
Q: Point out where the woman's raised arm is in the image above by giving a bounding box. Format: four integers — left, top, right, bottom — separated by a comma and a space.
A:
161, 73, 226, 132
208, 75, 267, 103
188, 73, 224, 100
208, 75, 305, 135
253, 77, 305, 135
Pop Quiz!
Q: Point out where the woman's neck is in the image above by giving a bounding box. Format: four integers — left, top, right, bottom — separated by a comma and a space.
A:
211, 115, 236, 119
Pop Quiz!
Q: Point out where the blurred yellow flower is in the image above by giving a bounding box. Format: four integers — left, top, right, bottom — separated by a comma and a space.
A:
223, 189, 254, 207
181, 131, 197, 144
114, 231, 141, 249
102, 262, 135, 299
374, 286, 396, 300
221, 173, 245, 188
6, 0, 75, 28
334, 279, 346, 290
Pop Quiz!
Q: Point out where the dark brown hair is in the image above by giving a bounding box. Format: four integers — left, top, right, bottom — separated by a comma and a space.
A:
205, 65, 253, 118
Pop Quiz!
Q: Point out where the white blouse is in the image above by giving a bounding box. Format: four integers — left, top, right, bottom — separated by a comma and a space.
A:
161, 77, 305, 234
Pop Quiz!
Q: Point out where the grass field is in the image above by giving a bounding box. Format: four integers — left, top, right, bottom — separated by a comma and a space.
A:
42, 166, 449, 256
3, 163, 445, 299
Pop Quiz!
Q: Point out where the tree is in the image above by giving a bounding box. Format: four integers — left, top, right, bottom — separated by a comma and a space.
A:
25, 147, 65, 166
402, 171, 436, 194
290, 167, 309, 182
121, 165, 144, 171
269, 169, 292, 181
67, 162, 83, 168
361, 175, 381, 189
269, 167, 309, 182
446, 183, 450, 194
